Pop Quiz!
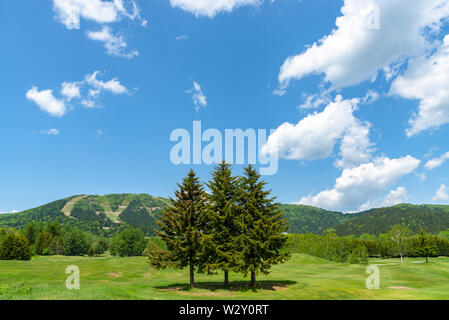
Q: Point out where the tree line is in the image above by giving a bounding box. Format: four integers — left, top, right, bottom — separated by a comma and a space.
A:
291, 225, 449, 264
147, 162, 290, 288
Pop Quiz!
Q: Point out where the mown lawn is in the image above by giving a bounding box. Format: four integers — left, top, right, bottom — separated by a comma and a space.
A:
1, 253, 448, 300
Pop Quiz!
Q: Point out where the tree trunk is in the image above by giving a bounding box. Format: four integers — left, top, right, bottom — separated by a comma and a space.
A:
224, 271, 229, 287
250, 271, 256, 288
425, 256, 429, 263
400, 253, 403, 265
189, 265, 195, 288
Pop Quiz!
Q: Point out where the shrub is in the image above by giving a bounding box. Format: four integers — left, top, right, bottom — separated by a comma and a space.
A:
110, 228, 147, 257
0, 233, 31, 260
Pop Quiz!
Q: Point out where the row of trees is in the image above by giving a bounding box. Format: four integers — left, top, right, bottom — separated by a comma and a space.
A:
291, 225, 448, 264
147, 162, 290, 288
0, 219, 151, 260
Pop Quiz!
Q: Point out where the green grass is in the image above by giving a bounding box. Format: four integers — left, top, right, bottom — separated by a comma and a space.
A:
1, 253, 449, 300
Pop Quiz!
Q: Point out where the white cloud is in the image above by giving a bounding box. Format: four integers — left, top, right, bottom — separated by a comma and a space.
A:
87, 27, 139, 58
262, 95, 373, 168
85, 71, 129, 95
278, 0, 449, 91
391, 35, 449, 136
424, 151, 449, 170
61, 81, 81, 101
52, 0, 142, 29
170, 0, 261, 18
433, 184, 449, 201
298, 156, 420, 212
359, 186, 410, 211
26, 87, 67, 117
186, 81, 207, 112
27, 72, 129, 116
40, 129, 60, 135
0, 209, 18, 214
175, 35, 189, 41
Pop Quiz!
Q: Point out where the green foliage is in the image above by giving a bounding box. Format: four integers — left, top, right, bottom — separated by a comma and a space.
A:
336, 204, 449, 236
119, 198, 159, 236
109, 228, 147, 257
148, 169, 209, 287
236, 165, 290, 286
281, 204, 348, 234
63, 228, 89, 256
414, 229, 438, 262
347, 244, 369, 264
0, 233, 31, 260
202, 161, 241, 285
290, 233, 351, 263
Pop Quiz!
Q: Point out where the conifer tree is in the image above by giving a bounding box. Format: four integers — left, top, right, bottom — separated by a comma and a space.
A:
415, 229, 438, 263
202, 161, 240, 287
148, 169, 208, 288
237, 165, 290, 288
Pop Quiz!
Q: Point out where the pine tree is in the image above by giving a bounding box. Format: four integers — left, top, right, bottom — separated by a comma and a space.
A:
148, 169, 208, 288
415, 229, 438, 263
237, 165, 290, 288
203, 161, 240, 287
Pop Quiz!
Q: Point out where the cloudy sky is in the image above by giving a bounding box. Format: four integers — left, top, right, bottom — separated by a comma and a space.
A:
1, 0, 449, 213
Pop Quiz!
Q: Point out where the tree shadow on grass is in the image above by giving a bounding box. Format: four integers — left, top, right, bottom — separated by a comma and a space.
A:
156, 280, 297, 293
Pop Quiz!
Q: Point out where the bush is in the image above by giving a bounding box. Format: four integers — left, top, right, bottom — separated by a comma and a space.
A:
347, 245, 369, 264
63, 228, 89, 256
110, 228, 147, 257
0, 233, 31, 260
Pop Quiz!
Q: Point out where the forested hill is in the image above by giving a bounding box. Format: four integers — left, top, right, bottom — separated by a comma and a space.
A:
335, 204, 449, 236
0, 194, 170, 236
280, 204, 348, 234
1, 195, 449, 236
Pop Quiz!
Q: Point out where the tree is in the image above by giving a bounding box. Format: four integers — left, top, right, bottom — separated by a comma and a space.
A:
63, 228, 89, 256
203, 161, 240, 287
35, 231, 54, 255
148, 169, 208, 288
347, 244, 369, 264
415, 229, 438, 263
0, 233, 31, 260
387, 225, 411, 264
109, 228, 147, 257
237, 165, 290, 288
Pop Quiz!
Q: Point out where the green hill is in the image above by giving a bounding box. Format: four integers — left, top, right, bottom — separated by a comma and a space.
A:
0, 194, 170, 236
280, 204, 348, 234
335, 203, 449, 236
1, 196, 449, 237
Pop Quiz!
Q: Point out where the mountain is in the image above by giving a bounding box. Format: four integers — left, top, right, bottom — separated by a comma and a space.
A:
335, 204, 449, 236
1, 195, 449, 237
280, 204, 347, 234
0, 194, 170, 236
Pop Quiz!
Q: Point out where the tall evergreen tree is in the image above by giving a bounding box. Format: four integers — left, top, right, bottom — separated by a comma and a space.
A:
237, 165, 290, 288
202, 161, 240, 287
148, 169, 208, 288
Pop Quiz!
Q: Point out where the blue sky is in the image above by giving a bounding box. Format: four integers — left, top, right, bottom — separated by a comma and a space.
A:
1, 0, 449, 213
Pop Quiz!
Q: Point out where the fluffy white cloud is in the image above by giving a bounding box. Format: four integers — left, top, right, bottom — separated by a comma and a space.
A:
278, 0, 449, 90
26, 87, 67, 117
170, 0, 261, 18
424, 151, 449, 170
359, 186, 410, 211
87, 27, 138, 58
262, 95, 373, 168
298, 156, 420, 212
85, 71, 129, 95
52, 0, 143, 58
391, 35, 449, 136
52, 0, 142, 29
61, 81, 81, 101
186, 81, 207, 112
433, 185, 449, 201
27, 72, 129, 116
40, 129, 60, 135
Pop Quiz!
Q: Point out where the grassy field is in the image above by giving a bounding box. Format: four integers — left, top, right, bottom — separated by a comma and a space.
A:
1, 253, 449, 300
